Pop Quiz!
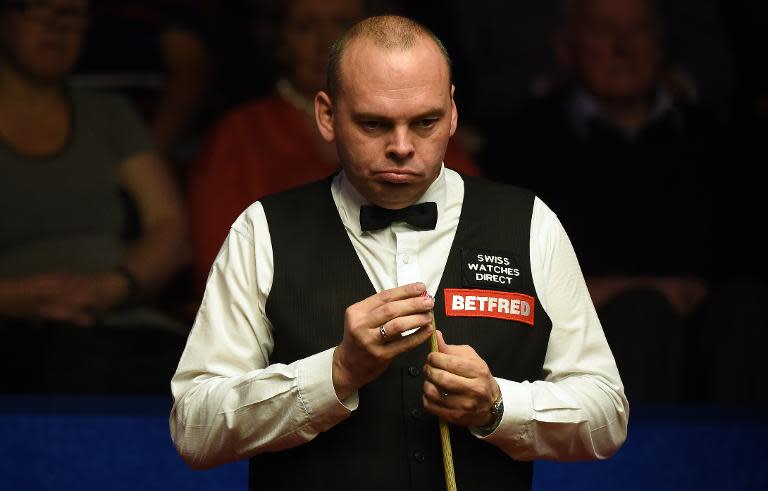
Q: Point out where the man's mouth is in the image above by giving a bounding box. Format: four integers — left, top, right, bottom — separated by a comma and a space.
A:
374, 170, 419, 184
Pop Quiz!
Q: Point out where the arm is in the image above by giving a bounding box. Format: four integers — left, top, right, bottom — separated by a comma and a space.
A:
170, 204, 437, 469
118, 150, 189, 295
424, 198, 628, 461
170, 205, 352, 469
487, 198, 628, 460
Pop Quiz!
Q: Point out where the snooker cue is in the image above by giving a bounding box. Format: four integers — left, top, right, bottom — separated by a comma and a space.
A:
430, 310, 458, 491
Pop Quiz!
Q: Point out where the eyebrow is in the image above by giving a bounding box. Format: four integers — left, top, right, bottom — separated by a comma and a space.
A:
351, 108, 446, 121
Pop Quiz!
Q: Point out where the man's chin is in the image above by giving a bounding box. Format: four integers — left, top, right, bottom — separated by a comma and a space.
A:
368, 183, 427, 209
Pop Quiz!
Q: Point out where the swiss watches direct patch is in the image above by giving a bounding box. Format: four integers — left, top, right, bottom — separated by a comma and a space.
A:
444, 288, 535, 325
461, 248, 520, 291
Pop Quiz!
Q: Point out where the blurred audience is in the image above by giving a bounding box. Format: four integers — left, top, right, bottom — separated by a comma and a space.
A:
0, 0, 189, 393
481, 0, 765, 403
70, 0, 212, 177
1, 0, 762, 402
186, 0, 481, 292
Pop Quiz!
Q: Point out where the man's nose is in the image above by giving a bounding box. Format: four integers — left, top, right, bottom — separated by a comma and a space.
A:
385, 126, 415, 162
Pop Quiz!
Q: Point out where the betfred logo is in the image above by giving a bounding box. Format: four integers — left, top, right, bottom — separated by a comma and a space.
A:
444, 288, 535, 326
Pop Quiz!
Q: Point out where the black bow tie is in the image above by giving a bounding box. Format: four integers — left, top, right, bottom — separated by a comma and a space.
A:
359, 202, 438, 231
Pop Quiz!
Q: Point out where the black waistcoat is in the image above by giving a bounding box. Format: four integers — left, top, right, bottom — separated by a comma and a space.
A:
252, 175, 553, 491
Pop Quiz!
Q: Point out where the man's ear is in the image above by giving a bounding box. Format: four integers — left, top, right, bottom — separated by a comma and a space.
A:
315, 91, 335, 143
449, 84, 458, 137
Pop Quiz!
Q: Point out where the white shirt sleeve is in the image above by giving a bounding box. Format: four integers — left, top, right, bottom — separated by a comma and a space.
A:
169, 203, 357, 470
477, 197, 629, 460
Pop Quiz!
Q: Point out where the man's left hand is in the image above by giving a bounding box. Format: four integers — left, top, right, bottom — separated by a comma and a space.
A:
422, 330, 500, 428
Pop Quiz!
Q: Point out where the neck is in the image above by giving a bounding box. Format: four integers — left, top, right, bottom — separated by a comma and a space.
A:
0, 61, 70, 157
0, 61, 65, 112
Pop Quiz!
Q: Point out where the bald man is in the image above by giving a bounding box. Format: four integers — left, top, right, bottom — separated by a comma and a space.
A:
170, 15, 627, 491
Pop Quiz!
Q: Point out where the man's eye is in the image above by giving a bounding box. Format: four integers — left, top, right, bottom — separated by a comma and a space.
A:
360, 121, 382, 131
416, 119, 438, 129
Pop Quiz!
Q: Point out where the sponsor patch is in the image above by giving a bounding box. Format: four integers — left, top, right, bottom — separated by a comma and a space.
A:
444, 288, 535, 326
461, 248, 521, 291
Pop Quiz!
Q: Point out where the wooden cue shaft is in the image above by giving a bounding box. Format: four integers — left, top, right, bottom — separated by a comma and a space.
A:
430, 311, 458, 491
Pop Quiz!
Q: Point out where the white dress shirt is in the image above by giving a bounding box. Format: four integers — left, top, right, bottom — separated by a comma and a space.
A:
170, 167, 628, 469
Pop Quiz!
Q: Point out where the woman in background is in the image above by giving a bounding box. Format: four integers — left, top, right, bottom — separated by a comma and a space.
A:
0, 0, 189, 393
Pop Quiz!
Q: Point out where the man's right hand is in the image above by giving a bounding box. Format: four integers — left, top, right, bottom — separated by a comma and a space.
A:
332, 282, 435, 400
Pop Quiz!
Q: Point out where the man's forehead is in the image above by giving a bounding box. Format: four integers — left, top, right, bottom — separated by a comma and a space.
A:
338, 37, 450, 95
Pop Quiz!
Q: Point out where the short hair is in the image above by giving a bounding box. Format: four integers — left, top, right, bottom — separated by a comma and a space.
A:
325, 15, 452, 99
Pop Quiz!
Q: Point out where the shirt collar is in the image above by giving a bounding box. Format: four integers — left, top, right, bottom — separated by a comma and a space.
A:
568, 87, 676, 138
332, 164, 447, 236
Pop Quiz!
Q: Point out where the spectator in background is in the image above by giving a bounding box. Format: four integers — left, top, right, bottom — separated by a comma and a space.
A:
186, 0, 481, 292
482, 0, 732, 402
70, 0, 211, 176
0, 0, 189, 393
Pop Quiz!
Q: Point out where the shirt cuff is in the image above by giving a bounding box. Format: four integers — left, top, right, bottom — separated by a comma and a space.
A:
473, 378, 533, 443
298, 348, 359, 433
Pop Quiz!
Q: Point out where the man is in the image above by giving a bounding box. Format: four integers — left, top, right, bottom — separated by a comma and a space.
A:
170, 15, 628, 490
482, 0, 727, 403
